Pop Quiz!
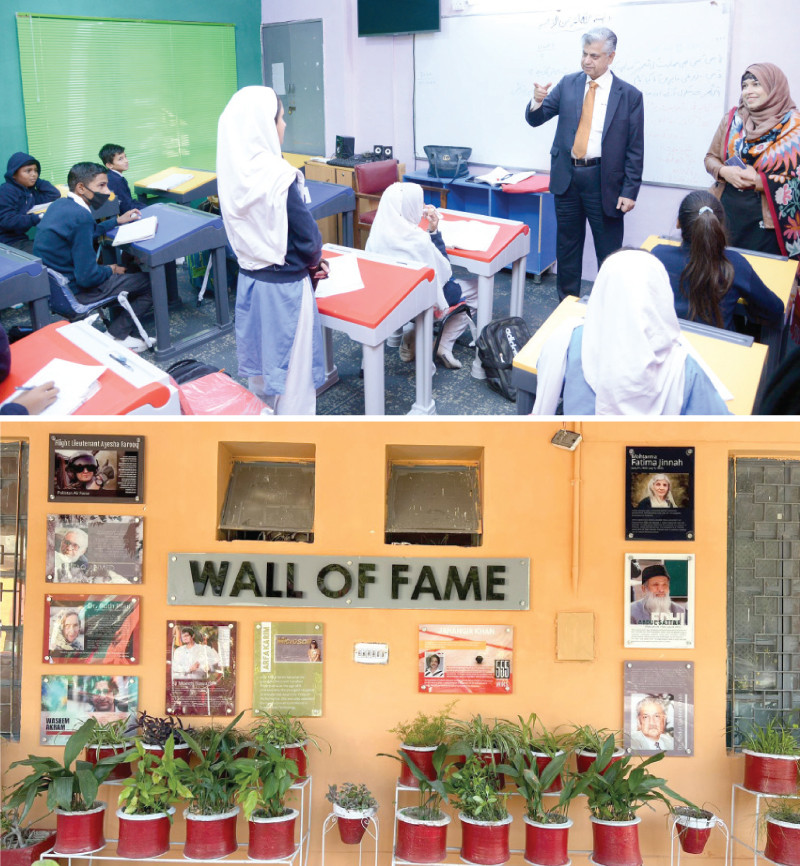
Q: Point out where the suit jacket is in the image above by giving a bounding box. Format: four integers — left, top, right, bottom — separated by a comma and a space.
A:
525, 70, 644, 217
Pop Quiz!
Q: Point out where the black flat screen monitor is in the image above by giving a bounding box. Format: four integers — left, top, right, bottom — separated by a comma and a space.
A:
357, 0, 440, 37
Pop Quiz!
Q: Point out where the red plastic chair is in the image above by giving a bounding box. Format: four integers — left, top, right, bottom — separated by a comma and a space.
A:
353, 159, 399, 247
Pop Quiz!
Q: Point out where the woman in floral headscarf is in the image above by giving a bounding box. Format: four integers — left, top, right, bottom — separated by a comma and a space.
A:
705, 63, 800, 259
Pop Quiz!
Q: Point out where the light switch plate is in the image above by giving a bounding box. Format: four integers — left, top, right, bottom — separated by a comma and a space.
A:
354, 642, 389, 664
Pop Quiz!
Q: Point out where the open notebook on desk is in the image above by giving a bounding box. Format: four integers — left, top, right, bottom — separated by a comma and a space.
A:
1, 358, 104, 415
112, 215, 158, 246
146, 172, 194, 191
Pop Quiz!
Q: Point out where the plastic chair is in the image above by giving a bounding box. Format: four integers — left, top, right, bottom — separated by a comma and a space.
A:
353, 159, 399, 247
46, 268, 115, 324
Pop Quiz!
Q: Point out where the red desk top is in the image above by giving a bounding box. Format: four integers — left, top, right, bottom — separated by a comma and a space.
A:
501, 176, 550, 194
317, 251, 434, 329
0, 323, 172, 415
432, 213, 530, 264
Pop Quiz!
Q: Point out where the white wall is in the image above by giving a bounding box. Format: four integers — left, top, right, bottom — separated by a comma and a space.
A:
262, 0, 798, 278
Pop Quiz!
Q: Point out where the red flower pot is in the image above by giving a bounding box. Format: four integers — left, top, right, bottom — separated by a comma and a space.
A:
675, 813, 716, 855
531, 751, 565, 793
183, 807, 239, 860
333, 804, 376, 845
248, 809, 298, 860
281, 742, 308, 780
0, 831, 57, 866
765, 816, 800, 866
743, 751, 800, 795
85, 744, 132, 781
396, 808, 450, 863
54, 803, 106, 855
460, 749, 505, 789
523, 816, 572, 866
400, 745, 438, 787
590, 817, 642, 866
116, 808, 174, 858
576, 748, 625, 775
459, 813, 513, 866
143, 741, 190, 761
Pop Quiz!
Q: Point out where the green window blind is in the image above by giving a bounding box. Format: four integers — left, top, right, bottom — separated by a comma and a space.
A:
16, 14, 237, 186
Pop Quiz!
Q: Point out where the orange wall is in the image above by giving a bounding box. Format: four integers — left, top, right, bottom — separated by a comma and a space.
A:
3, 418, 798, 866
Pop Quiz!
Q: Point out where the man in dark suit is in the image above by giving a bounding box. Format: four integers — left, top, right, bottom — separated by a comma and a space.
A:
525, 28, 644, 300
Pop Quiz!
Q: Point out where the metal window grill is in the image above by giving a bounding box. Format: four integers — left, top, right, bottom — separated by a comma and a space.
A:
0, 441, 28, 740
727, 457, 800, 748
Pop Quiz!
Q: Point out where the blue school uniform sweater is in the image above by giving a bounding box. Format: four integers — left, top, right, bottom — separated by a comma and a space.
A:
107, 169, 142, 215
0, 152, 60, 245
33, 197, 118, 292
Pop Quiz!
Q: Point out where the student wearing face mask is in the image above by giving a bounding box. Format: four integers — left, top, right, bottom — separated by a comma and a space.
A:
33, 162, 152, 352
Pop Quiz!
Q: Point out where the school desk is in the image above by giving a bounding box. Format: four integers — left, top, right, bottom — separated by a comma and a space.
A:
510, 295, 768, 416
0, 321, 180, 415
110, 203, 232, 362
640, 234, 797, 377
54, 184, 120, 222
317, 245, 437, 415
403, 169, 556, 279
133, 166, 218, 204
305, 180, 356, 248
432, 209, 530, 379
0, 243, 50, 329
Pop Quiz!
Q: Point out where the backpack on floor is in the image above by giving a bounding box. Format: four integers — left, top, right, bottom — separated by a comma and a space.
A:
166, 358, 225, 384
476, 316, 532, 402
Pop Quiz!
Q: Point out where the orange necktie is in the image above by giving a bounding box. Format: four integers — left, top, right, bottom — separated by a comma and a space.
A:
573, 81, 599, 159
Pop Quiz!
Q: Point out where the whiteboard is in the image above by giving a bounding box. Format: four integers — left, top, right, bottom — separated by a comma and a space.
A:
414, 1, 732, 187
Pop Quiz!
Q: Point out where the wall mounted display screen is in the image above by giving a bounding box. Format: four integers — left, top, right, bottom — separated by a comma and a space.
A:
358, 0, 440, 37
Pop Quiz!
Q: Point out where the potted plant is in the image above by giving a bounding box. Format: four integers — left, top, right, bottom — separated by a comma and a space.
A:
449, 754, 512, 866
764, 800, 800, 866
116, 736, 189, 858
190, 720, 248, 761
500, 750, 590, 866
326, 782, 378, 845
382, 743, 452, 863
84, 717, 134, 782
739, 718, 800, 795
6, 718, 129, 854
389, 702, 454, 788
673, 806, 717, 855
0, 798, 56, 866
448, 714, 520, 788
169, 713, 244, 859
232, 742, 299, 860
570, 725, 625, 775
250, 711, 324, 781
136, 710, 192, 759
518, 714, 569, 794
585, 736, 692, 866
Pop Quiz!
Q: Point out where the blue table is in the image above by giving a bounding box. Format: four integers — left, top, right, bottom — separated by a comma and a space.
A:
112, 203, 232, 361
403, 169, 556, 279
305, 180, 356, 248
0, 243, 51, 329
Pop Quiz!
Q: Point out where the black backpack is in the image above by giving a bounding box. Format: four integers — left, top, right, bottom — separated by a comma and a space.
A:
167, 358, 227, 384
476, 317, 532, 402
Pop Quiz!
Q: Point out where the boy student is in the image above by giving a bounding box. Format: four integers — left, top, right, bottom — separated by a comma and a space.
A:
33, 162, 153, 352
0, 152, 61, 252
99, 144, 143, 216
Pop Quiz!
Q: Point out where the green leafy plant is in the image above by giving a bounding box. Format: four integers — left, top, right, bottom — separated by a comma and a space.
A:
325, 783, 377, 813
86, 717, 132, 748
739, 718, 800, 755
449, 754, 508, 822
766, 800, 800, 824
137, 710, 192, 748
499, 751, 589, 824
517, 713, 570, 757
7, 718, 129, 813
447, 714, 521, 760
389, 703, 456, 747
117, 736, 191, 818
189, 722, 248, 758
171, 713, 244, 815
250, 712, 325, 753
380, 743, 451, 821
232, 743, 298, 819
585, 735, 693, 822
569, 724, 622, 755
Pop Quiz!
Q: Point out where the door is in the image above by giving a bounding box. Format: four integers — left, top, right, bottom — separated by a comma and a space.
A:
262, 20, 325, 156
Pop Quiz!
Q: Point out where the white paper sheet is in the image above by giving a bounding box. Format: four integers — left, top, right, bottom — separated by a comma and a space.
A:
147, 172, 194, 191
314, 255, 365, 298
112, 216, 158, 246
439, 218, 500, 252
1, 359, 105, 415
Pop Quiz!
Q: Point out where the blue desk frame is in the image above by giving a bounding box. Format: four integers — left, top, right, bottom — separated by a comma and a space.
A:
112, 203, 232, 362
0, 243, 51, 329
305, 180, 356, 248
403, 169, 556, 279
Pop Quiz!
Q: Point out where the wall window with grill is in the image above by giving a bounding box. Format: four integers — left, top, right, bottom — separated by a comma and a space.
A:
728, 456, 800, 748
386, 448, 483, 546
219, 444, 315, 543
0, 441, 29, 739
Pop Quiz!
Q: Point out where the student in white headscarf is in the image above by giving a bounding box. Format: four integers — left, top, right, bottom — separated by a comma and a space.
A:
217, 86, 326, 414
531, 249, 731, 415
366, 182, 477, 370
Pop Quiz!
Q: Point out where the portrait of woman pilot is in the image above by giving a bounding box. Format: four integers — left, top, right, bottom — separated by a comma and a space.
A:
56, 451, 115, 491
636, 474, 678, 509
